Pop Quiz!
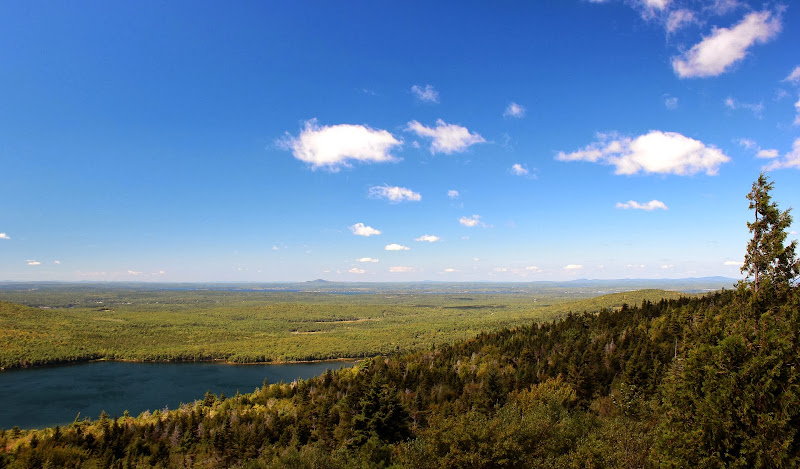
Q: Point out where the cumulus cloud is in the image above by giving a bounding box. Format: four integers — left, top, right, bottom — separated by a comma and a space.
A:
448, 190, 460, 199
459, 215, 482, 227
0, 233, 10, 240
406, 119, 485, 154
672, 10, 782, 78
26, 260, 41, 266
443, 268, 457, 273
526, 266, 543, 273
616, 200, 668, 211
350, 223, 382, 237
411, 84, 439, 103
280, 119, 401, 170
369, 185, 421, 202
503, 102, 526, 118
556, 130, 730, 176
563, 264, 583, 271
764, 138, 800, 171
415, 234, 440, 243
389, 266, 414, 273
724, 260, 744, 266
661, 264, 675, 269
642, 0, 669, 10
348, 267, 366, 274
511, 163, 529, 176
385, 243, 410, 251
784, 66, 800, 83
356, 257, 379, 263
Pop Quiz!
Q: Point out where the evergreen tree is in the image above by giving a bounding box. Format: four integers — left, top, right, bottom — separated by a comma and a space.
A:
741, 173, 800, 301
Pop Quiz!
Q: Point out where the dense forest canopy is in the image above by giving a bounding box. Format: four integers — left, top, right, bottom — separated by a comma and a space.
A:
1, 174, 798, 468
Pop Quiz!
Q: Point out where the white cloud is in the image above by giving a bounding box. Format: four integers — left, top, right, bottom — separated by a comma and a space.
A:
415, 234, 440, 243
26, 260, 41, 266
448, 190, 460, 199
369, 185, 422, 202
511, 163, 529, 176
642, 0, 669, 10
660, 264, 675, 269
271, 245, 280, 251
128, 270, 143, 276
385, 243, 410, 251
53, 260, 61, 265
764, 138, 800, 171
557, 130, 730, 176
350, 223, 382, 237
724, 260, 743, 266
503, 102, 526, 118
459, 215, 481, 227
795, 97, 800, 126
666, 9, 696, 33
664, 96, 679, 110
616, 200, 668, 211
784, 66, 800, 83
0, 233, 10, 240
756, 149, 779, 159
356, 257, 379, 263
406, 119, 486, 154
280, 119, 401, 171
390, 266, 414, 273
493, 267, 508, 272
563, 264, 583, 271
411, 84, 439, 103
672, 11, 781, 78
348, 267, 366, 274
736, 138, 757, 149
525, 266, 542, 272
443, 268, 457, 273
724, 97, 764, 118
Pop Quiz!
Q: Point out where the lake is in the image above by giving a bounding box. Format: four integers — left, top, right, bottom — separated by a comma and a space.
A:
0, 360, 356, 430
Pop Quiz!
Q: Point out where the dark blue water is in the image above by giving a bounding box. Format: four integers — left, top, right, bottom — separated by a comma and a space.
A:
0, 360, 355, 430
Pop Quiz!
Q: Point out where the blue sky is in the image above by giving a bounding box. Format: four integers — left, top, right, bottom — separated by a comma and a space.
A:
1, 0, 799, 282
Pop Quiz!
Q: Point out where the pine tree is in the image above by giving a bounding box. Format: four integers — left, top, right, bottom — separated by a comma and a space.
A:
741, 173, 800, 301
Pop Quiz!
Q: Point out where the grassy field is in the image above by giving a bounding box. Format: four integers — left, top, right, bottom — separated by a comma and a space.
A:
0, 285, 691, 369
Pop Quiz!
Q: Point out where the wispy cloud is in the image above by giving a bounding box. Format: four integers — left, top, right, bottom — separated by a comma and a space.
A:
503, 102, 526, 118
664, 96, 679, 110
672, 10, 781, 78
350, 223, 382, 237
280, 119, 401, 171
385, 243, 410, 251
459, 215, 482, 227
26, 260, 41, 266
616, 200, 668, 211
0, 233, 10, 240
764, 138, 800, 171
557, 130, 729, 176
724, 260, 743, 266
724, 96, 764, 118
785, 66, 800, 83
348, 267, 366, 274
389, 266, 414, 273
411, 84, 439, 103
415, 234, 440, 243
448, 190, 460, 199
356, 257, 379, 263
406, 119, 486, 154
369, 185, 422, 202
666, 9, 696, 33
510, 163, 529, 176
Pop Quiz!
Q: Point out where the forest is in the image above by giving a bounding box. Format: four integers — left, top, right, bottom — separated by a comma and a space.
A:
0, 174, 798, 468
